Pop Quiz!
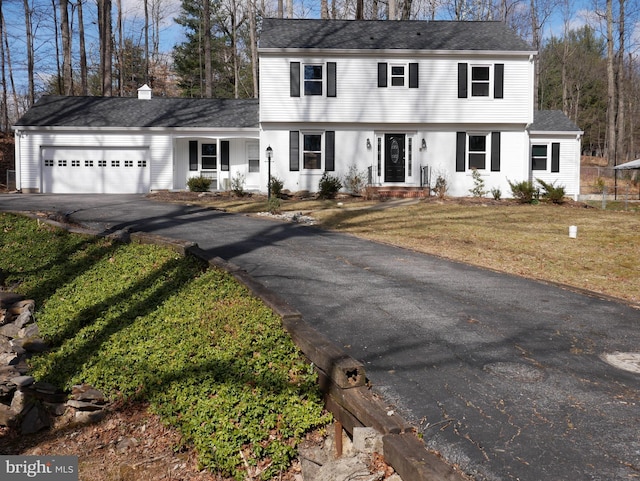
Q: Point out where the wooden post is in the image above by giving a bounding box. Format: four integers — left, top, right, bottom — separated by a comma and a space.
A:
335, 420, 343, 457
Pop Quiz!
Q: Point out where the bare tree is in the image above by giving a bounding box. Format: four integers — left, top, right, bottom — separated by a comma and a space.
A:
76, 0, 88, 95
203, 0, 212, 97
116, 0, 123, 95
605, 0, 616, 165
248, 0, 258, 97
23, 0, 35, 105
616, 0, 625, 163
98, 0, 113, 95
0, 0, 7, 132
60, 0, 73, 95
144, 0, 150, 85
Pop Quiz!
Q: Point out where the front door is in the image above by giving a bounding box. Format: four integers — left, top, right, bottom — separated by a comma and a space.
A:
384, 134, 406, 182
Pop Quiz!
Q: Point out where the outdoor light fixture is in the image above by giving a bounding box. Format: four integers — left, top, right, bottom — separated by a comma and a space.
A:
265, 146, 273, 200
421, 139, 427, 150
366, 138, 372, 149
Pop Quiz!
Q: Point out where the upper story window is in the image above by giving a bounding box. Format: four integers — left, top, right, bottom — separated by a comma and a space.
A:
304, 65, 323, 95
471, 66, 490, 97
378, 62, 419, 88
391, 66, 405, 86
458, 63, 504, 99
290, 62, 336, 97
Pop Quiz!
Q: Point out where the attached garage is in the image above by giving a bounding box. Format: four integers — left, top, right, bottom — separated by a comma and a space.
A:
41, 147, 150, 194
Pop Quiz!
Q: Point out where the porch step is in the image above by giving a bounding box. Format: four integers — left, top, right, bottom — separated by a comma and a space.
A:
372, 187, 429, 199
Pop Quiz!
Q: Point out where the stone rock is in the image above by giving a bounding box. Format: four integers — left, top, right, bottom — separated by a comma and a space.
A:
72, 384, 105, 402
308, 455, 383, 481
0, 403, 18, 426
0, 365, 22, 382
10, 390, 33, 414
21, 403, 51, 434
353, 427, 384, 456
0, 335, 13, 354
66, 399, 106, 411
13, 300, 35, 314
18, 323, 40, 339
0, 309, 6, 326
14, 311, 33, 329
20, 337, 48, 353
74, 409, 106, 425
0, 323, 21, 339
0, 352, 18, 367
8, 341, 26, 356
0, 292, 24, 309
43, 402, 68, 417
11, 375, 35, 388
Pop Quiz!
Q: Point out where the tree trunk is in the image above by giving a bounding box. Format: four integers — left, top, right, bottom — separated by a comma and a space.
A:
3, 11, 19, 119
98, 0, 113, 96
277, 0, 283, 18
322, 0, 329, 18
203, 0, 212, 97
21, 0, 35, 104
389, 0, 396, 19
401, 0, 412, 19
287, 0, 293, 18
144, 0, 149, 85
248, 0, 259, 98
77, 0, 88, 95
530, 0, 540, 110
605, 0, 616, 166
0, 0, 7, 132
60, 0, 73, 95
355, 0, 362, 19
616, 0, 625, 163
117, 0, 123, 95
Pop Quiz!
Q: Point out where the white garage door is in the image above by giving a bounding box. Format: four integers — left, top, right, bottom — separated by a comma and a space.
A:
41, 147, 151, 194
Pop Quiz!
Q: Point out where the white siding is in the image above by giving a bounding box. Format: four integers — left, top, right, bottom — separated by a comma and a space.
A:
528, 134, 582, 200
260, 54, 533, 125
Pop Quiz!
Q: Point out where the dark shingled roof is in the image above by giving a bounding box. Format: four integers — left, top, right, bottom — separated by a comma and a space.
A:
15, 96, 260, 129
259, 18, 534, 52
528, 110, 581, 132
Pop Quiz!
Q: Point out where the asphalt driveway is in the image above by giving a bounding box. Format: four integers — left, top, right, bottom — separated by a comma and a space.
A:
2, 194, 639, 481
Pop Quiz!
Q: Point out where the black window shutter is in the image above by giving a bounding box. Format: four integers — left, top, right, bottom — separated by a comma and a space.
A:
327, 62, 337, 97
551, 143, 560, 172
325, 131, 335, 171
494, 64, 504, 99
290, 62, 300, 97
289, 131, 300, 171
189, 141, 198, 171
409, 63, 419, 88
491, 132, 501, 171
378, 63, 388, 87
458, 63, 468, 98
456, 132, 466, 172
221, 141, 230, 171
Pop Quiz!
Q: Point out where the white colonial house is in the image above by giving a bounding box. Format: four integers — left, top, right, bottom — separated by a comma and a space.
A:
12, 19, 582, 198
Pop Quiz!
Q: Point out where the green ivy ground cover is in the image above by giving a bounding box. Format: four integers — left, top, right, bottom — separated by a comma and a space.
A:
0, 213, 331, 480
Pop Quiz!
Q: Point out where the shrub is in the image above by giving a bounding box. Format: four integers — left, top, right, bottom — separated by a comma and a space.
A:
536, 178, 566, 204
508, 179, 538, 204
230, 172, 246, 196
268, 196, 281, 214
269, 176, 284, 198
187, 176, 212, 192
491, 187, 502, 200
469, 168, 488, 197
318, 172, 343, 199
343, 164, 368, 195
432, 175, 448, 199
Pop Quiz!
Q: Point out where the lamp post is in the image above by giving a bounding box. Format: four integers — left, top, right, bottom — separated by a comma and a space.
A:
265, 146, 273, 200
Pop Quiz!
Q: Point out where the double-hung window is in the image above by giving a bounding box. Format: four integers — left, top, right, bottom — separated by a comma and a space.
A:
290, 62, 337, 97
303, 134, 322, 169
471, 66, 490, 97
201, 144, 217, 170
468, 134, 487, 170
531, 143, 561, 172
391, 66, 405, 86
531, 145, 548, 170
289, 131, 336, 171
456, 132, 501, 172
304, 65, 323, 95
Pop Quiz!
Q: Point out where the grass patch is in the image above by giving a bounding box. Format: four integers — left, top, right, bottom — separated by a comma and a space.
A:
313, 201, 640, 305
0, 213, 330, 480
